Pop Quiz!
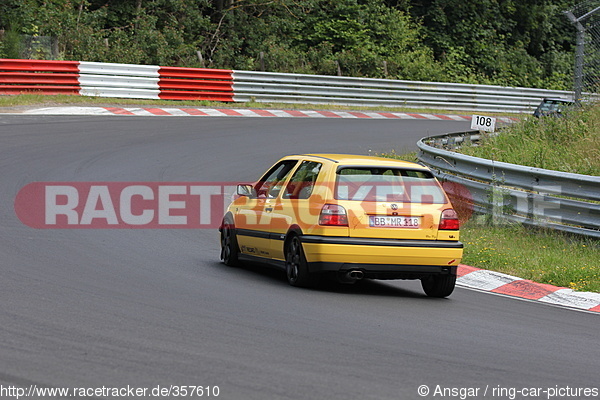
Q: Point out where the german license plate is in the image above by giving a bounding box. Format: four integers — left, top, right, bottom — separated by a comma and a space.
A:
369, 216, 420, 228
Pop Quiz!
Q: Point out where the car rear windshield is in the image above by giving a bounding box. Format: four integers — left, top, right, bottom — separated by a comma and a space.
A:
335, 167, 447, 204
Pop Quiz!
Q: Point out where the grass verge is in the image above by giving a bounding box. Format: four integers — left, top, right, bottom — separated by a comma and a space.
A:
460, 219, 599, 292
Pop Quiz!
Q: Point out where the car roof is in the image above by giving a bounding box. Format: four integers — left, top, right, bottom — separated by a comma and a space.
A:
297, 153, 428, 169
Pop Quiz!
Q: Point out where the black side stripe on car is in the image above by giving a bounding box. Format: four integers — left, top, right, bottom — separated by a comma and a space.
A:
235, 229, 463, 248
300, 236, 464, 248
236, 229, 286, 241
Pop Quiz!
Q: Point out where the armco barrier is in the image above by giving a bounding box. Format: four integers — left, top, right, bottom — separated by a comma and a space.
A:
0, 59, 234, 102
1, 58, 573, 111
231, 70, 574, 113
417, 131, 600, 239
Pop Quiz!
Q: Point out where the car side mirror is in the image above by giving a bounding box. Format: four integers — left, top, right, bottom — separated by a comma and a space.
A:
237, 184, 256, 197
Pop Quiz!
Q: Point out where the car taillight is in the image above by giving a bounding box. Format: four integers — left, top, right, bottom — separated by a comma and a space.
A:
439, 209, 460, 230
319, 204, 348, 226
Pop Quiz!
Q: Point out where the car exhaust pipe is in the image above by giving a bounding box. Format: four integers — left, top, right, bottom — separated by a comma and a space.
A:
346, 270, 364, 280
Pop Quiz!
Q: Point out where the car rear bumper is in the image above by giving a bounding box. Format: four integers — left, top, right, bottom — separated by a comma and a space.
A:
307, 262, 457, 279
300, 235, 462, 277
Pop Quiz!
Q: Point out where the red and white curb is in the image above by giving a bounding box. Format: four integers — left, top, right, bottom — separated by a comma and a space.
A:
20, 106, 519, 122
457, 265, 600, 313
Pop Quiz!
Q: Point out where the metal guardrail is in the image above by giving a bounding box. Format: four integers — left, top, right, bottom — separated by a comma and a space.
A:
232, 71, 574, 113
0, 59, 577, 111
417, 131, 600, 239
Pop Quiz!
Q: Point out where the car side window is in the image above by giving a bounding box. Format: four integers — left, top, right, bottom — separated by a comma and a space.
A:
255, 160, 298, 198
283, 161, 322, 199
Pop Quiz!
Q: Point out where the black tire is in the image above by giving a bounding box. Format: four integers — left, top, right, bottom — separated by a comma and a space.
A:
421, 274, 456, 298
220, 217, 240, 267
285, 235, 314, 287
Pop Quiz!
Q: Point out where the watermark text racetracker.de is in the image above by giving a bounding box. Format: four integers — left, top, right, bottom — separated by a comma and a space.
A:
14, 180, 569, 230
417, 384, 598, 399
0, 384, 220, 399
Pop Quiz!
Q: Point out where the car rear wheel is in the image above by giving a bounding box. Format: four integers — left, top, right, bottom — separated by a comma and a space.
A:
421, 274, 456, 298
285, 236, 314, 287
220, 217, 240, 267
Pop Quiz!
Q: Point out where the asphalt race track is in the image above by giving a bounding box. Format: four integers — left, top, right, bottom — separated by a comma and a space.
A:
0, 114, 598, 400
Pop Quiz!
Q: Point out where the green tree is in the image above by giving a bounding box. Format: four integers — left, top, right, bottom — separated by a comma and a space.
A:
409, 0, 575, 88
206, 0, 443, 79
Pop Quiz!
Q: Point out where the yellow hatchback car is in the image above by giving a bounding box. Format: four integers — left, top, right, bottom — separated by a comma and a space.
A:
220, 154, 463, 297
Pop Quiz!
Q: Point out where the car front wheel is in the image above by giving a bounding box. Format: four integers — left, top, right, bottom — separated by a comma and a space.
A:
421, 274, 456, 298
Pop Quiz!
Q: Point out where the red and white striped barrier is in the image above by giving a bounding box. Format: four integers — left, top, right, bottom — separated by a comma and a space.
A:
0, 59, 234, 102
